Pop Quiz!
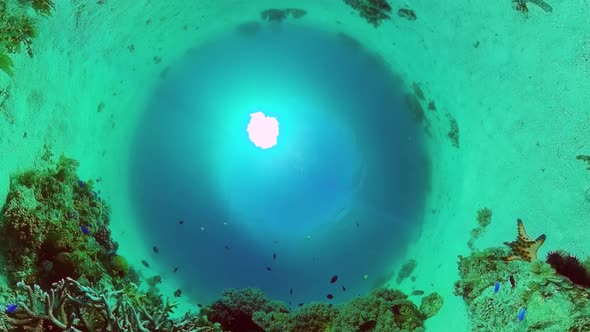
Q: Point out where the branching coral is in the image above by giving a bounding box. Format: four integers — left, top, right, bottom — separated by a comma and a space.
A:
4, 278, 218, 332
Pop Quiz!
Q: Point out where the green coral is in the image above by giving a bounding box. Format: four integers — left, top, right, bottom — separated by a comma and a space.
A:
202, 288, 288, 332
0, 154, 119, 287
110, 254, 129, 277
250, 288, 437, 332
419, 292, 443, 318
476, 208, 492, 227
254, 303, 335, 332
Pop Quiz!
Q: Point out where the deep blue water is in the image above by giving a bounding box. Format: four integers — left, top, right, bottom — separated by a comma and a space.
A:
129, 23, 430, 305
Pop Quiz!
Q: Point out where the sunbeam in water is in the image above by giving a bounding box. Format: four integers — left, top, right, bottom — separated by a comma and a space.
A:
129, 23, 430, 305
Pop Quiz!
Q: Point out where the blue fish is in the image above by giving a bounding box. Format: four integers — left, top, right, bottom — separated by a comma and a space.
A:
494, 282, 500, 293
518, 308, 526, 321
5, 303, 17, 314
81, 226, 90, 235
77, 180, 84, 188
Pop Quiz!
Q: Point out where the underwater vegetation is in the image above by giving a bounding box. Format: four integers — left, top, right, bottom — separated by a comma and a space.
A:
0, 156, 445, 331
260, 8, 307, 23
467, 208, 493, 252
203, 287, 443, 332
0, 0, 54, 77
0, 155, 125, 288
343, 0, 392, 27
455, 217, 590, 331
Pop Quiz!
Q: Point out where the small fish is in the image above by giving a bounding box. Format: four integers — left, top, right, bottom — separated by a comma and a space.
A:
411, 290, 425, 296
5, 303, 17, 314
330, 275, 338, 284
197, 304, 203, 308
494, 282, 500, 293
342, 286, 346, 292
266, 266, 272, 271
141, 260, 150, 268
200, 226, 205, 231
153, 246, 159, 254
173, 267, 178, 273
224, 245, 231, 250
326, 294, 334, 300
298, 303, 304, 307
77, 180, 84, 188
81, 226, 90, 235
178, 220, 184, 225
509, 275, 516, 288
289, 288, 293, 295
174, 289, 182, 297
518, 308, 526, 321
363, 274, 369, 280
273, 253, 276, 260
273, 240, 279, 244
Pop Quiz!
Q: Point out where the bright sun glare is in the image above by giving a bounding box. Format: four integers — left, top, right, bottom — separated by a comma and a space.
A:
247, 111, 279, 149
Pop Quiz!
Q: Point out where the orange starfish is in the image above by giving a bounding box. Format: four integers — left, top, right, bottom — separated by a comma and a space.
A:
503, 218, 546, 262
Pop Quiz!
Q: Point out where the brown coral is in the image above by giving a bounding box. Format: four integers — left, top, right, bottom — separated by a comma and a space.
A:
503, 218, 546, 262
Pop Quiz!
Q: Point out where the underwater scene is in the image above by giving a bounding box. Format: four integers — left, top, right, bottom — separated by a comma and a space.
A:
0, 0, 589, 331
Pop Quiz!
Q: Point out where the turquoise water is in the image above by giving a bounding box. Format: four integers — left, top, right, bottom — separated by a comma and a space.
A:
130, 24, 429, 304
1, 1, 589, 331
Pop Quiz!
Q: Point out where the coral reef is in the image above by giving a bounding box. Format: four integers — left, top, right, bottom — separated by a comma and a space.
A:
29, 0, 55, 17
0, 155, 125, 287
208, 287, 443, 332
3, 277, 220, 332
201, 288, 288, 332
344, 0, 392, 27
0, 0, 54, 77
456, 223, 590, 331
260, 8, 307, 23
467, 208, 493, 251
0, 155, 445, 331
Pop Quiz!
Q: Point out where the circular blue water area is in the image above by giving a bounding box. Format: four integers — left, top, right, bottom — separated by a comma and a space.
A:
129, 23, 430, 305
